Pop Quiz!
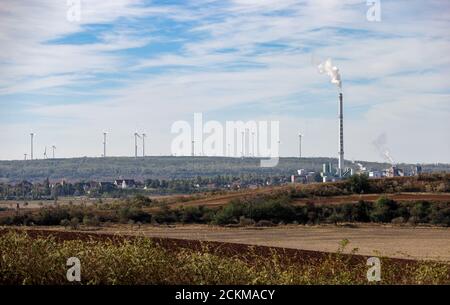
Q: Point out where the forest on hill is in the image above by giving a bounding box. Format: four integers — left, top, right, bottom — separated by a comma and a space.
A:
0, 156, 448, 183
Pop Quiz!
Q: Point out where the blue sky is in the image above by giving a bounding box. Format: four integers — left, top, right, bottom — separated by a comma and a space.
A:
0, 0, 449, 163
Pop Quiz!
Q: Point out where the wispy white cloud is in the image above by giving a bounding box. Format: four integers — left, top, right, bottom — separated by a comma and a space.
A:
0, 0, 449, 163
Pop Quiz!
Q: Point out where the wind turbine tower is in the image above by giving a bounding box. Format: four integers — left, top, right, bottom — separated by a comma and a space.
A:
52, 145, 56, 159
251, 131, 255, 157
241, 131, 245, 157
134, 132, 141, 158
142, 133, 146, 157
298, 133, 302, 158
30, 133, 35, 160
103, 132, 107, 157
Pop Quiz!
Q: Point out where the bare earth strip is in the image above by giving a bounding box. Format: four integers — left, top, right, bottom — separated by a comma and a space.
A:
168, 192, 450, 209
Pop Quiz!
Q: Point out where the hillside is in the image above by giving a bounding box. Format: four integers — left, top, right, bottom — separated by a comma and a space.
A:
0, 156, 448, 182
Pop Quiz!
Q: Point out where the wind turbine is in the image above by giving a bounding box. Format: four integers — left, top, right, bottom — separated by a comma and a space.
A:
134, 132, 141, 158
102, 132, 107, 157
298, 133, 303, 158
30, 133, 35, 160
241, 131, 245, 157
43, 147, 48, 159
52, 145, 56, 159
251, 131, 255, 157
142, 133, 146, 157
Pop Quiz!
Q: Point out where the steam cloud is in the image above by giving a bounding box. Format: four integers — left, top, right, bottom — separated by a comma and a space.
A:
372, 133, 395, 165
318, 58, 342, 90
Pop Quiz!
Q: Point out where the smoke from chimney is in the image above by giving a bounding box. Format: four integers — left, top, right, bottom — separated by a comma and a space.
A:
373, 133, 395, 165
318, 58, 342, 90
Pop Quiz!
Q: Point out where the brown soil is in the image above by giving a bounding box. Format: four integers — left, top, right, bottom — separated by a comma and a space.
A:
0, 227, 420, 269
3, 223, 450, 262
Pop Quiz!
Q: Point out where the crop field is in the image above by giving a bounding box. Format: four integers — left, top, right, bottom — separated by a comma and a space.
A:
9, 223, 450, 261
0, 228, 449, 285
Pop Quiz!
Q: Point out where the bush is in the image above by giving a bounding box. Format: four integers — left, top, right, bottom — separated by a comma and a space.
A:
118, 206, 152, 224
248, 198, 296, 223
153, 205, 179, 224
409, 201, 431, 223
60, 219, 70, 228
350, 200, 372, 222
328, 211, 345, 224
238, 216, 255, 226
131, 195, 152, 207
255, 220, 275, 227
430, 204, 450, 226
391, 217, 405, 224
34, 207, 70, 225
370, 197, 398, 223
69, 217, 79, 230
82, 215, 100, 227
212, 200, 245, 225
213, 197, 296, 225
347, 174, 370, 194
180, 206, 211, 224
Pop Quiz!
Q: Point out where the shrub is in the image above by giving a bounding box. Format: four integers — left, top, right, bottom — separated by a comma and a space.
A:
153, 206, 179, 224
180, 206, 211, 224
60, 219, 70, 228
238, 216, 254, 226
82, 215, 100, 227
255, 220, 276, 227
347, 174, 370, 194
34, 207, 70, 225
430, 204, 450, 226
118, 206, 152, 224
131, 195, 152, 207
370, 197, 398, 223
391, 217, 405, 224
213, 200, 245, 225
69, 217, 79, 230
409, 201, 431, 223
328, 211, 345, 224
248, 198, 296, 223
351, 200, 372, 222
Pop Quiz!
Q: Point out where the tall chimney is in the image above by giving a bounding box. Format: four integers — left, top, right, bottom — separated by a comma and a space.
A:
338, 93, 344, 177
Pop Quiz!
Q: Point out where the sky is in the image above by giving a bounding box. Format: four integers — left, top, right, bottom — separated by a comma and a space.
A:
0, 0, 449, 163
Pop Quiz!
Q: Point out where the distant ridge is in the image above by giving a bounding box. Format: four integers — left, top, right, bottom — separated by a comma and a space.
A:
0, 156, 448, 183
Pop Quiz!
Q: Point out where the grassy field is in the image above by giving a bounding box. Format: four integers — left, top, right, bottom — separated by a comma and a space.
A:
0, 229, 449, 285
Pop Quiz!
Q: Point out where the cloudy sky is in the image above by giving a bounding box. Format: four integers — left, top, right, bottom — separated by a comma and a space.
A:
0, 0, 449, 163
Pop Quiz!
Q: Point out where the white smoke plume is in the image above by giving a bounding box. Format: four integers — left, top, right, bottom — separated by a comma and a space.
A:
318, 58, 342, 90
351, 159, 367, 172
372, 133, 395, 165
384, 150, 395, 165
